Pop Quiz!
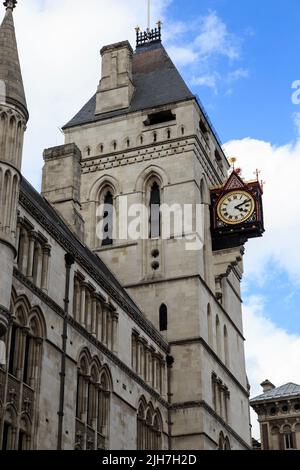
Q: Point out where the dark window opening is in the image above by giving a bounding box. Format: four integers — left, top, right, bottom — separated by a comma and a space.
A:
153, 132, 157, 143
140, 136, 143, 145
215, 149, 222, 162
200, 120, 208, 134
284, 433, 294, 450
181, 126, 185, 136
167, 129, 171, 139
87, 147, 91, 156
2, 422, 9, 450
159, 304, 168, 331
18, 431, 26, 451
102, 191, 114, 246
144, 110, 176, 126
127, 139, 130, 148
149, 182, 161, 238
113, 142, 117, 151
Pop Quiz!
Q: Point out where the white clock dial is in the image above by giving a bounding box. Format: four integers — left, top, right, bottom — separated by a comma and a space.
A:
217, 190, 255, 225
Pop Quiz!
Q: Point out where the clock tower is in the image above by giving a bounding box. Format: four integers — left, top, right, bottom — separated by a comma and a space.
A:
44, 23, 266, 449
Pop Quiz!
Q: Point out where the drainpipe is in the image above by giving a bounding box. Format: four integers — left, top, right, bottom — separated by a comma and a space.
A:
57, 253, 75, 450
166, 355, 174, 450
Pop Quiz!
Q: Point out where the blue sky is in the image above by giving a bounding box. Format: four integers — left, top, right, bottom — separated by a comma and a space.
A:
11, 0, 300, 437
162, 0, 300, 339
167, 0, 300, 144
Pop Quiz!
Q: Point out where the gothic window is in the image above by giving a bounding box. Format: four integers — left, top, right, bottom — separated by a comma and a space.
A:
167, 129, 171, 139
126, 138, 130, 148
86, 147, 91, 157
1, 294, 45, 450
140, 135, 144, 145
153, 132, 157, 143
75, 352, 111, 450
181, 126, 185, 136
112, 141, 117, 151
137, 398, 162, 450
102, 190, 114, 246
149, 182, 161, 238
218, 432, 230, 450
99, 144, 104, 154
159, 304, 168, 332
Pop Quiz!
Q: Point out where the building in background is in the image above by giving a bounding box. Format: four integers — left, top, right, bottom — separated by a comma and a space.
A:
250, 380, 300, 450
0, 2, 257, 450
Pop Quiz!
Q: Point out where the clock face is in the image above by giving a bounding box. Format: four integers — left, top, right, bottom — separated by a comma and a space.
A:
217, 190, 255, 225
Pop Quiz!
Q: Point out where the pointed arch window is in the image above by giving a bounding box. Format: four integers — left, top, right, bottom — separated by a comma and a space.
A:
159, 304, 168, 332
149, 182, 161, 238
102, 190, 114, 246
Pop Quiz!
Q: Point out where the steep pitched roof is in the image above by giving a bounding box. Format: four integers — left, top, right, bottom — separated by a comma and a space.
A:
63, 42, 194, 129
250, 383, 300, 403
0, 5, 28, 118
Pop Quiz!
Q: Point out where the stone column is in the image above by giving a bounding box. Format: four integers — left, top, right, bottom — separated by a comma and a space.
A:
80, 284, 86, 327
111, 312, 119, 354
102, 305, 107, 345
91, 295, 97, 337
96, 299, 102, 341
41, 244, 51, 292
26, 231, 37, 279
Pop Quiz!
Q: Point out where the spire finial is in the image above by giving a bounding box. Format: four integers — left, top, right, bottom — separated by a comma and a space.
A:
3, 0, 17, 10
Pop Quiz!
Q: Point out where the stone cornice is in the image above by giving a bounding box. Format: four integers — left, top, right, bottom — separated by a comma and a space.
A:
170, 400, 251, 449
18, 188, 169, 353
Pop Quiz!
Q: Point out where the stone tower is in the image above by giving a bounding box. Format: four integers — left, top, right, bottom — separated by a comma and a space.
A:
44, 25, 252, 449
0, 1, 28, 353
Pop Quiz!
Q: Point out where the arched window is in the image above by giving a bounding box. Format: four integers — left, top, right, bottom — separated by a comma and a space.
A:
149, 182, 161, 238
85, 146, 91, 157
167, 129, 171, 139
181, 126, 185, 136
140, 135, 144, 145
283, 425, 294, 449
112, 141, 117, 151
3, 295, 45, 450
75, 354, 111, 450
153, 132, 157, 143
102, 190, 114, 246
126, 138, 130, 148
159, 304, 168, 332
137, 399, 162, 450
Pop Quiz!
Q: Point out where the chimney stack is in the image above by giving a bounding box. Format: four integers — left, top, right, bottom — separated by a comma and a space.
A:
261, 380, 276, 393
95, 41, 134, 115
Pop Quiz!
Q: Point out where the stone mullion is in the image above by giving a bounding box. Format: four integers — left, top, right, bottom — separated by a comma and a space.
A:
96, 300, 102, 341
91, 296, 97, 337
102, 306, 107, 345
106, 310, 111, 349
41, 244, 51, 292
26, 231, 36, 279
80, 284, 86, 327
112, 313, 119, 354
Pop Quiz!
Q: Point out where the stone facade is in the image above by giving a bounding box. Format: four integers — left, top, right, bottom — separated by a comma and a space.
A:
0, 4, 252, 450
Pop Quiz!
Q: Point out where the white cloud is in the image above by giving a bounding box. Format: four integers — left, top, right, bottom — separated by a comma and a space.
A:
167, 46, 198, 66
12, 0, 172, 188
244, 295, 300, 439
191, 73, 220, 91
223, 137, 300, 285
193, 11, 241, 60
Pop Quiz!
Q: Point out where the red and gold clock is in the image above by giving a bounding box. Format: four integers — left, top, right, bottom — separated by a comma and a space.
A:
210, 170, 264, 251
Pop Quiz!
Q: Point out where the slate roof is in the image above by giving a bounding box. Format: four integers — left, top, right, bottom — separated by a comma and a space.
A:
250, 383, 300, 403
19, 177, 170, 352
0, 7, 28, 118
63, 42, 195, 130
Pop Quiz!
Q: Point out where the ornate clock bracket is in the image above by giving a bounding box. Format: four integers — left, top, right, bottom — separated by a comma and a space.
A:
210, 169, 265, 252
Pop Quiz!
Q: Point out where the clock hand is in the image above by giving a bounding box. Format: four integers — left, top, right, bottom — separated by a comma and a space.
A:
234, 199, 251, 210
